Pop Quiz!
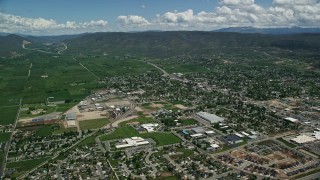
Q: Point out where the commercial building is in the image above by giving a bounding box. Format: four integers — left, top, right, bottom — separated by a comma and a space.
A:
66, 112, 77, 120
141, 123, 159, 132
223, 134, 243, 144
115, 137, 149, 149
196, 112, 224, 124
291, 134, 316, 144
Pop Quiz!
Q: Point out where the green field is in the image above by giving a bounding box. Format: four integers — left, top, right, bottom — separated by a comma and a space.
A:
0, 132, 11, 142
179, 119, 198, 125
0, 106, 19, 125
6, 157, 50, 177
100, 126, 182, 146
276, 137, 297, 148
100, 126, 139, 141
35, 125, 54, 137
79, 118, 109, 130
53, 127, 77, 135
141, 132, 182, 146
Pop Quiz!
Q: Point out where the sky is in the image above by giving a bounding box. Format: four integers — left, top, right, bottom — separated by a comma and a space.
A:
0, 0, 319, 35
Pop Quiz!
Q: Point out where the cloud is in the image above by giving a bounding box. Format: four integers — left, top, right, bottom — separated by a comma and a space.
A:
117, 15, 150, 26
117, 0, 320, 31
0, 12, 108, 35
141, 5, 146, 9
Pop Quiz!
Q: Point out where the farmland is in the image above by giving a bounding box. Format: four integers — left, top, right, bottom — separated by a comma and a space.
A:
79, 118, 109, 130
0, 132, 11, 142
0, 106, 19, 125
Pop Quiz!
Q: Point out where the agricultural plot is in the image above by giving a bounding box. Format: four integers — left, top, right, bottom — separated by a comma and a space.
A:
0, 106, 19, 125
79, 118, 109, 130
0, 132, 11, 142
77, 56, 155, 78
35, 125, 54, 137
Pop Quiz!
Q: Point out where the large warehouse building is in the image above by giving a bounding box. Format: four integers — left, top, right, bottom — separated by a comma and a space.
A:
196, 111, 224, 123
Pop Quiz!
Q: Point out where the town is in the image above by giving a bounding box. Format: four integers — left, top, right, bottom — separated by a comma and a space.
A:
1, 55, 319, 179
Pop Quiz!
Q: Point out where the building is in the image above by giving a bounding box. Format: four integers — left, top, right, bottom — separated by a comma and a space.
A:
192, 127, 205, 134
223, 134, 243, 144
115, 137, 149, 149
291, 134, 316, 144
66, 112, 77, 120
196, 112, 224, 123
66, 120, 76, 128
141, 123, 159, 132
284, 117, 299, 123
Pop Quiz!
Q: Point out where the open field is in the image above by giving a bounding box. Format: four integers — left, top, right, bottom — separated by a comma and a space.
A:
35, 125, 54, 137
118, 116, 155, 126
79, 118, 109, 130
141, 132, 182, 146
100, 126, 139, 141
0, 106, 19, 125
0, 132, 11, 142
100, 126, 182, 146
179, 119, 198, 126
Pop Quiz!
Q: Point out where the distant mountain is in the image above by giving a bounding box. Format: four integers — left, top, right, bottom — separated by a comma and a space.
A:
214, 27, 320, 34
25, 33, 89, 43
64, 31, 320, 57
0, 34, 28, 56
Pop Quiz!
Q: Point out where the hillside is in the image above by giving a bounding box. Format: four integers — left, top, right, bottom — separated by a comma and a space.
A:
64, 32, 320, 58
0, 34, 26, 57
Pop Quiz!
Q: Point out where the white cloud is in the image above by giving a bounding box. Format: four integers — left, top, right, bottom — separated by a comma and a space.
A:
0, 12, 108, 35
141, 5, 146, 9
117, 15, 150, 26
117, 0, 320, 31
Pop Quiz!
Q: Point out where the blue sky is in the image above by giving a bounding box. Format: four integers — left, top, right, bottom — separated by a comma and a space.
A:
0, 0, 319, 35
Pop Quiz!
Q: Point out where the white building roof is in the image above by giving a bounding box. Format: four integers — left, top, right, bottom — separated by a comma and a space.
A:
66, 120, 76, 127
235, 133, 244, 138
284, 117, 299, 123
190, 133, 204, 137
210, 144, 220, 148
116, 137, 149, 149
196, 112, 224, 123
205, 131, 215, 134
291, 134, 316, 144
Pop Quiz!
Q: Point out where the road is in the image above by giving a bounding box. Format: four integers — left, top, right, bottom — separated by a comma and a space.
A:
0, 99, 22, 177
22, 42, 58, 54
139, 60, 169, 76
73, 57, 101, 80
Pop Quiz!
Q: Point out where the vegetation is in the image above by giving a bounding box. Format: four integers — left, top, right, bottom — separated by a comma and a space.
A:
141, 132, 182, 146
6, 157, 50, 177
0, 106, 19, 125
79, 118, 109, 130
276, 137, 297, 148
100, 126, 139, 141
35, 125, 54, 137
0, 132, 11, 142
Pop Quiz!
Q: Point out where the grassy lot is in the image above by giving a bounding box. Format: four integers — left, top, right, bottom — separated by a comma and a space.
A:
119, 116, 155, 126
141, 132, 182, 146
35, 125, 54, 137
6, 157, 50, 177
170, 148, 194, 159
79, 118, 109, 130
276, 137, 297, 148
0, 106, 19, 125
0, 132, 11, 142
179, 119, 198, 125
100, 126, 139, 141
